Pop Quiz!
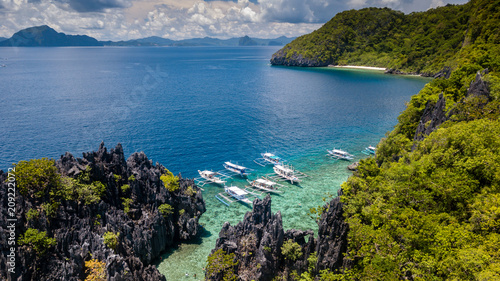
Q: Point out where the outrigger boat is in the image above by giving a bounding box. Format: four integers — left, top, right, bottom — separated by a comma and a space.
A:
254, 152, 284, 167
215, 185, 255, 206
273, 164, 301, 184
223, 161, 252, 177
362, 146, 376, 155
195, 170, 227, 186
327, 149, 354, 161
246, 177, 284, 194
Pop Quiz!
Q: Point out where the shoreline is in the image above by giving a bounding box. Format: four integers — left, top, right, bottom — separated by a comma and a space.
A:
328, 65, 386, 71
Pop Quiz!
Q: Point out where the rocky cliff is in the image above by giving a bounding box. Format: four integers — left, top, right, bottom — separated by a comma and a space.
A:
0, 143, 205, 281
206, 193, 348, 280
270, 47, 331, 67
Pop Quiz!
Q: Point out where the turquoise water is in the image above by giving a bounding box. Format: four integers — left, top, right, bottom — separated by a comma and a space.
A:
0, 46, 430, 280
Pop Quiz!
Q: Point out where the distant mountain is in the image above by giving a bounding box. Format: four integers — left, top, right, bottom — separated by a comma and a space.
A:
101, 35, 296, 47
0, 25, 295, 47
102, 36, 176, 46
239, 35, 258, 46
172, 37, 240, 46
0, 25, 102, 47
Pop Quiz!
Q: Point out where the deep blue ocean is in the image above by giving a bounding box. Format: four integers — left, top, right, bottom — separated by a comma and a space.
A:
0, 46, 429, 279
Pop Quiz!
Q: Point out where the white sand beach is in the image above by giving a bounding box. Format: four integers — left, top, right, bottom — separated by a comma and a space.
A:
329, 65, 386, 71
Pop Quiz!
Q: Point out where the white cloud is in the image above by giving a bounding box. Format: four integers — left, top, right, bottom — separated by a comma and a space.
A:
0, 0, 469, 40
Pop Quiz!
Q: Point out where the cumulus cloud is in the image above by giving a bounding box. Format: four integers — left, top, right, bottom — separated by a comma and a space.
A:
258, 0, 468, 23
61, 0, 134, 12
0, 0, 469, 40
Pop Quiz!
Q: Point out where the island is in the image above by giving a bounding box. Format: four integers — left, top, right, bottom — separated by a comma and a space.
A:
207, 0, 500, 280
0, 143, 205, 280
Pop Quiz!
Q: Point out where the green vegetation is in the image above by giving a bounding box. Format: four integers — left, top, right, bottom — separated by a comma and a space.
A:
18, 228, 56, 255
128, 174, 136, 182
330, 2, 500, 278
158, 203, 174, 217
341, 119, 500, 280
41, 202, 60, 218
179, 209, 185, 216
122, 198, 133, 214
281, 240, 303, 262
206, 249, 239, 281
84, 259, 106, 281
14, 159, 106, 206
274, 0, 499, 75
271, 1, 500, 280
26, 208, 40, 221
103, 231, 119, 252
184, 185, 196, 197
160, 169, 179, 192
61, 168, 106, 205
120, 184, 130, 193
15, 158, 61, 198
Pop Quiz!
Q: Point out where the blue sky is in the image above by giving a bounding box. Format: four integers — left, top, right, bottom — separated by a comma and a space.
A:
0, 0, 468, 41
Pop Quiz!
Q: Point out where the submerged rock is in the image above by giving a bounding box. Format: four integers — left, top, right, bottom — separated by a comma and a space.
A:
0, 143, 205, 281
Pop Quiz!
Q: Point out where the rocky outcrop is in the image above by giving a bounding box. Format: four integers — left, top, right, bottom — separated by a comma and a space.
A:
467, 70, 490, 100
270, 47, 331, 67
433, 66, 452, 79
347, 162, 359, 171
0, 143, 205, 281
208, 192, 350, 280
414, 93, 448, 142
315, 189, 350, 272
208, 196, 316, 281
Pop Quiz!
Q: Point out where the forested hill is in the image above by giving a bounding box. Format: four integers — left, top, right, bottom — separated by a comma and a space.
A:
270, 0, 499, 75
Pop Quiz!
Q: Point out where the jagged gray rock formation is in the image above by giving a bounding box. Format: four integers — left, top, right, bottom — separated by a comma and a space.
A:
315, 189, 350, 272
208, 193, 350, 280
208, 196, 316, 281
0, 143, 205, 281
414, 93, 448, 142
467, 70, 490, 100
414, 70, 491, 144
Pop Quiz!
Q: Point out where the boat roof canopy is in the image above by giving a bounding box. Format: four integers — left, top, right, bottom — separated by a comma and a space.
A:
227, 186, 248, 196
332, 149, 349, 155
225, 161, 246, 170
275, 165, 293, 173
256, 178, 275, 186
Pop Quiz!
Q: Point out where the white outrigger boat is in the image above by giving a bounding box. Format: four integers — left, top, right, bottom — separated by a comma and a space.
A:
245, 177, 284, 194
254, 153, 284, 167
223, 161, 252, 177
327, 149, 354, 160
215, 186, 256, 206
362, 146, 376, 155
195, 170, 227, 187
273, 164, 302, 184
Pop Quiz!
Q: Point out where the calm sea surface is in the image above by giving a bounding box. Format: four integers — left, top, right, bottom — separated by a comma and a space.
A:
0, 46, 429, 280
